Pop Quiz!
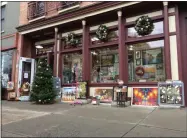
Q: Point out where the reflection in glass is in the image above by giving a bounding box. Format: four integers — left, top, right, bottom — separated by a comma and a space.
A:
91, 47, 119, 83
128, 40, 165, 82
128, 21, 163, 38
1, 50, 14, 88
62, 52, 82, 84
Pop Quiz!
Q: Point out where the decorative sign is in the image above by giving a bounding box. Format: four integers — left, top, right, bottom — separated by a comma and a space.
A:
61, 87, 76, 102
132, 87, 158, 106
24, 73, 29, 79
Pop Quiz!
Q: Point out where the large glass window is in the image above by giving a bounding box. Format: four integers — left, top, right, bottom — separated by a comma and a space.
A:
1, 50, 14, 88
62, 52, 82, 84
91, 47, 119, 83
128, 40, 165, 82
128, 21, 163, 38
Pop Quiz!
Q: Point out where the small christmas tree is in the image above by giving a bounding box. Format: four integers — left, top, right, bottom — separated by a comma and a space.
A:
30, 58, 57, 104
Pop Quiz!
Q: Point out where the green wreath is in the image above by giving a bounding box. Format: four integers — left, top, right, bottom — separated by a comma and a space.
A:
66, 33, 80, 46
96, 25, 109, 41
134, 16, 154, 36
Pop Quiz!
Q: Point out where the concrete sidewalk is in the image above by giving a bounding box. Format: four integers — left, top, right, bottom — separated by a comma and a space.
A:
2, 101, 187, 137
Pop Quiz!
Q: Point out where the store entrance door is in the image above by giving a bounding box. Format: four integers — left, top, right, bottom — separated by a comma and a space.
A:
17, 57, 35, 98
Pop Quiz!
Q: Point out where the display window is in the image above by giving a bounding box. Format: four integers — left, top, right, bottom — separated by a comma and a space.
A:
128, 40, 166, 82
62, 52, 82, 84
90, 47, 119, 83
1, 50, 14, 88
127, 21, 164, 39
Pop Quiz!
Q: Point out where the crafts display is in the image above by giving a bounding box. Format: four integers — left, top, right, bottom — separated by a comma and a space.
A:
134, 15, 154, 36
96, 25, 109, 41
65, 33, 80, 46
158, 81, 184, 105
132, 88, 158, 106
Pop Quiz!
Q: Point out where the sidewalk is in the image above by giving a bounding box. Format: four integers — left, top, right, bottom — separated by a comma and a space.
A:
2, 101, 187, 137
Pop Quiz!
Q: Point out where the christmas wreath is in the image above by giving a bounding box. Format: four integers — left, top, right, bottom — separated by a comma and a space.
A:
135, 66, 145, 76
134, 16, 154, 36
66, 33, 80, 46
96, 25, 109, 41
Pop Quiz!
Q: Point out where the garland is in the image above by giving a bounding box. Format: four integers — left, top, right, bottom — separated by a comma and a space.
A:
134, 16, 154, 36
66, 33, 80, 46
96, 25, 109, 41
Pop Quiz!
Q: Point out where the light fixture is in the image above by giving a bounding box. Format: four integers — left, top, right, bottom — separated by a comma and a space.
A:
129, 45, 134, 51
35, 45, 43, 49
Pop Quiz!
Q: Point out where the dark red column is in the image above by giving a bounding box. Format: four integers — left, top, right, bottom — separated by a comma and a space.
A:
53, 27, 58, 77
82, 20, 90, 81
118, 11, 128, 84
163, 2, 172, 80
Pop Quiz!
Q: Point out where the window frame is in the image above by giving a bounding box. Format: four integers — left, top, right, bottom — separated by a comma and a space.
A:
1, 5, 5, 33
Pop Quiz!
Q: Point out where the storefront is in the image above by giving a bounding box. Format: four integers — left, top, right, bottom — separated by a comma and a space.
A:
16, 1, 187, 106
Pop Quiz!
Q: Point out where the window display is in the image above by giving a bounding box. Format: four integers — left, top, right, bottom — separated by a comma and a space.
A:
128, 40, 165, 82
62, 52, 82, 84
1, 50, 14, 88
91, 47, 119, 83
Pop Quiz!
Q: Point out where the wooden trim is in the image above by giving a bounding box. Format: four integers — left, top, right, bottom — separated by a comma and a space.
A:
168, 12, 176, 16
1, 33, 16, 39
175, 5, 183, 81
169, 32, 176, 36
89, 83, 119, 87
59, 47, 82, 54
58, 37, 62, 78
126, 34, 164, 44
90, 40, 118, 49
1, 46, 17, 52
163, 3, 172, 79
128, 82, 158, 87
126, 15, 164, 27
19, 35, 24, 57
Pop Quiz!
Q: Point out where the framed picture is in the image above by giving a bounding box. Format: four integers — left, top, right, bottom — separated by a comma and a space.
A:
136, 59, 141, 66
142, 48, 163, 65
101, 54, 114, 66
135, 51, 141, 59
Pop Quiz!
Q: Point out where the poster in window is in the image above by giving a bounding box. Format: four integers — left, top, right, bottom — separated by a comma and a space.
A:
135, 51, 141, 59
142, 48, 163, 65
61, 87, 76, 102
101, 54, 114, 66
132, 87, 158, 106
94, 88, 113, 103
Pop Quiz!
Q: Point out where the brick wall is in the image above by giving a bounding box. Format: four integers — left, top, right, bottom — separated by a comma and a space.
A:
19, 2, 97, 26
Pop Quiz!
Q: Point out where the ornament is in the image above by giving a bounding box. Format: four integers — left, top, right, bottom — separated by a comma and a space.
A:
46, 68, 48, 70
134, 15, 154, 36
39, 100, 41, 102
96, 24, 109, 42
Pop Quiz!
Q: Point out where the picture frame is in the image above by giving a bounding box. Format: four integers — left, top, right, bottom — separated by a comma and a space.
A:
136, 59, 141, 66
135, 51, 141, 59
101, 54, 114, 66
142, 48, 163, 65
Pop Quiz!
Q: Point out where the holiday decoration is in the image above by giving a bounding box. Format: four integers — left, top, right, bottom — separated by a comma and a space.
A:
96, 25, 109, 41
134, 15, 154, 36
65, 33, 80, 46
30, 58, 57, 104
135, 66, 145, 76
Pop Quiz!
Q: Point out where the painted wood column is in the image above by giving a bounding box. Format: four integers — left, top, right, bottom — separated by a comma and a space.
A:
82, 20, 90, 82
58, 35, 62, 79
53, 27, 58, 77
118, 11, 128, 84
19, 34, 24, 57
163, 1, 172, 79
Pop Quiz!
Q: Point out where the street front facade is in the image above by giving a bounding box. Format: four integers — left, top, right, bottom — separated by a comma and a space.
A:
2, 1, 187, 107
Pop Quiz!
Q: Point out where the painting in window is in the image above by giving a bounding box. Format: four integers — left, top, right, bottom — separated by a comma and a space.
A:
128, 40, 165, 82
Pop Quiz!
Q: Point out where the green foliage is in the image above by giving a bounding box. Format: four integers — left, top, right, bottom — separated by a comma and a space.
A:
66, 33, 80, 46
96, 25, 109, 41
30, 58, 57, 104
134, 15, 154, 36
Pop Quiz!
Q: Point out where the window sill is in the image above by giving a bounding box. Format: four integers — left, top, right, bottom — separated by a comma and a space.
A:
58, 5, 80, 14
28, 16, 46, 23
90, 40, 118, 49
